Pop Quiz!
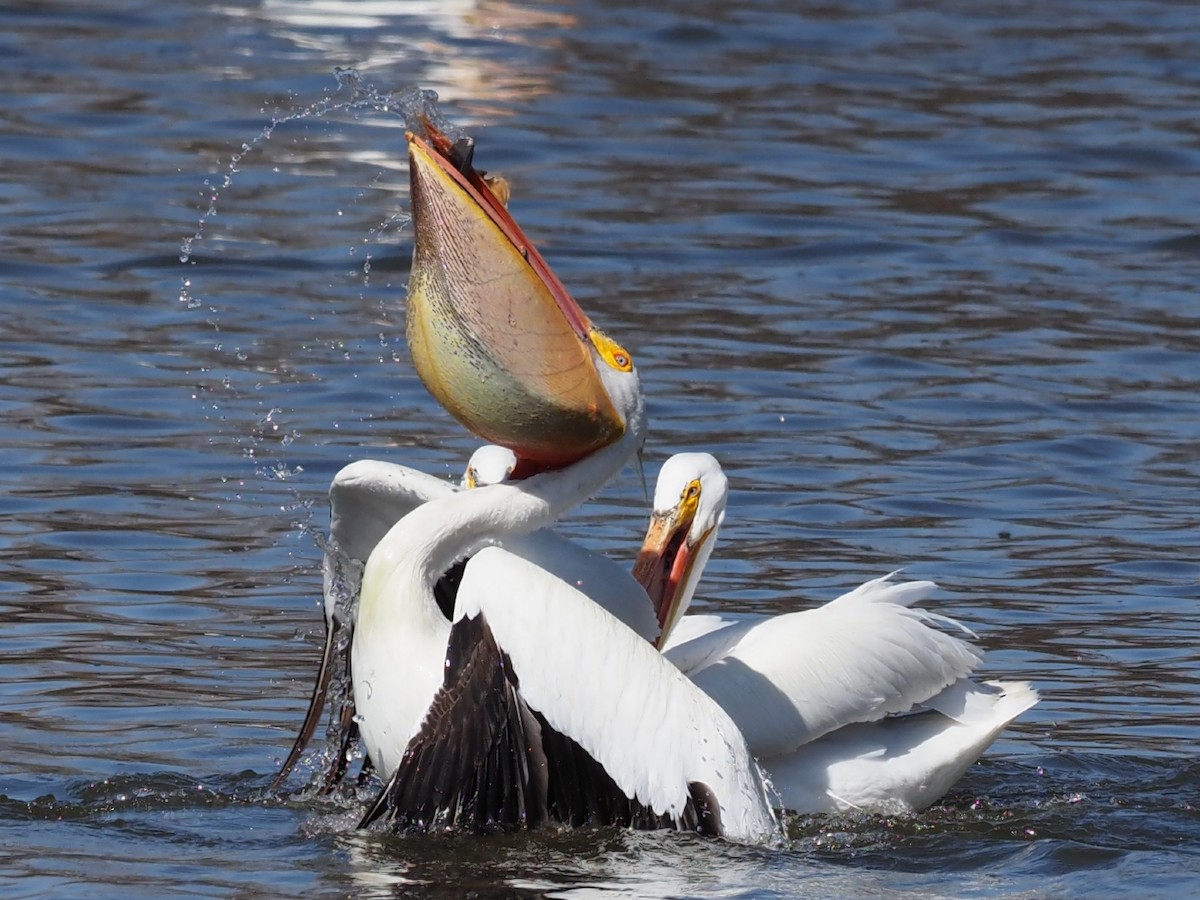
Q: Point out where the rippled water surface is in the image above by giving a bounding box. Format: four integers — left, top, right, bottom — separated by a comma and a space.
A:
2, 0, 1199, 896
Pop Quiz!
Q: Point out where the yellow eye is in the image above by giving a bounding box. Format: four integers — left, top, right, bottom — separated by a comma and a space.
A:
677, 479, 702, 521
589, 328, 634, 373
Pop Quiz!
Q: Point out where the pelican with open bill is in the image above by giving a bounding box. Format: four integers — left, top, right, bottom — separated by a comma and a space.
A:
269, 118, 633, 796
272, 119, 776, 842
406, 118, 629, 473
353, 121, 774, 840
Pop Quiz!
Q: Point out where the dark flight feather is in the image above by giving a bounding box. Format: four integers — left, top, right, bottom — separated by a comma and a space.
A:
359, 613, 721, 837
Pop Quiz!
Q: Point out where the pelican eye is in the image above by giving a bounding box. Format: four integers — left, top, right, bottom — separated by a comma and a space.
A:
679, 479, 702, 520
589, 329, 634, 373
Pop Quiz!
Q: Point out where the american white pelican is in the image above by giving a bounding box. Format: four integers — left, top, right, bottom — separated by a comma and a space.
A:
341, 122, 776, 840
271, 115, 662, 796
636, 452, 1039, 814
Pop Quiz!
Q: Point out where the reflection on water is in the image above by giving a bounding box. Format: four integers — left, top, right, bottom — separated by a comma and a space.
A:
253, 0, 576, 121
2, 0, 1200, 894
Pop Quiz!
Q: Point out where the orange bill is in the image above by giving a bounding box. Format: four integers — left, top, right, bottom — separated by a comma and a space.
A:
633, 510, 705, 647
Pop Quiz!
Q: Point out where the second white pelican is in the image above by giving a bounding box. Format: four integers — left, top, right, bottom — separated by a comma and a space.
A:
637, 452, 1039, 814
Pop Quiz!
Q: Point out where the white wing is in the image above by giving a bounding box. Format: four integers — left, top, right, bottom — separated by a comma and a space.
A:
690, 573, 983, 758
454, 547, 777, 843
324, 459, 456, 625
325, 458, 657, 641
500, 531, 658, 642
328, 459, 455, 569
760, 679, 1039, 814
661, 613, 761, 675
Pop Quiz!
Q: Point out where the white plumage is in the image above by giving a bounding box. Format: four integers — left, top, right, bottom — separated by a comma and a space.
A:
332, 448, 1036, 817
684, 574, 982, 757
454, 548, 775, 839
345, 360, 776, 840
640, 453, 1038, 814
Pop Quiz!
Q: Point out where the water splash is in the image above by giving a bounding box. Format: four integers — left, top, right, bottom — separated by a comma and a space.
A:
176, 69, 448, 523
179, 68, 446, 267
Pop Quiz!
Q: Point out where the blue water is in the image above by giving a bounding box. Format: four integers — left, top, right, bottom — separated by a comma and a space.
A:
2, 0, 1199, 896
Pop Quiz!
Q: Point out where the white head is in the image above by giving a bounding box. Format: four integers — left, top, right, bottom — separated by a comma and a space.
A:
587, 327, 646, 464
632, 453, 728, 645
461, 445, 518, 489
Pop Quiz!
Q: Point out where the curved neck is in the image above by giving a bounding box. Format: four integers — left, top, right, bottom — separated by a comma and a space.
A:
365, 428, 639, 620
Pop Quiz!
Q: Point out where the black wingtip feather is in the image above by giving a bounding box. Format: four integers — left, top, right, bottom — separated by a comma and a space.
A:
685, 781, 723, 837
359, 613, 724, 838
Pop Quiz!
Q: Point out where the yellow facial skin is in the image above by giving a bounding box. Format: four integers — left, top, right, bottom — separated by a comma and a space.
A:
589, 328, 633, 373
405, 127, 631, 467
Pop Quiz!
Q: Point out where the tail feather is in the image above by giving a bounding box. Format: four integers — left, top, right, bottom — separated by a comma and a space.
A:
762, 679, 1038, 816
922, 678, 1039, 728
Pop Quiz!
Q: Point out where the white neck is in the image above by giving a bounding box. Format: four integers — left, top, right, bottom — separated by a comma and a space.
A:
362, 357, 644, 629
352, 362, 643, 773
387, 430, 639, 596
